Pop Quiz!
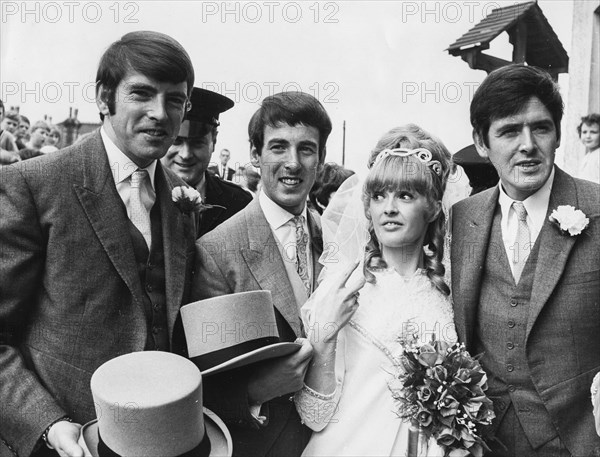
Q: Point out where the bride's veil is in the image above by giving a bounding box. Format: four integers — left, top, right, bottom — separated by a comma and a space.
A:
318, 174, 369, 282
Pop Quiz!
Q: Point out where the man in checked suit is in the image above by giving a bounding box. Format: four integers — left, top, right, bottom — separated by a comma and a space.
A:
192, 91, 332, 457
451, 65, 600, 457
0, 31, 196, 457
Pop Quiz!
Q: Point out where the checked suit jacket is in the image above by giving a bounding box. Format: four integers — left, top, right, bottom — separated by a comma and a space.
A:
0, 130, 197, 457
191, 197, 323, 457
451, 166, 600, 457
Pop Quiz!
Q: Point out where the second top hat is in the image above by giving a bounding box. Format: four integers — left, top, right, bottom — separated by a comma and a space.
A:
181, 290, 302, 376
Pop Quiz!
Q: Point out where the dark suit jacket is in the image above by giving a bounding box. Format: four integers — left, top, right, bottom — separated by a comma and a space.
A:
208, 164, 235, 181
191, 198, 323, 457
198, 172, 252, 238
451, 167, 600, 457
0, 131, 196, 457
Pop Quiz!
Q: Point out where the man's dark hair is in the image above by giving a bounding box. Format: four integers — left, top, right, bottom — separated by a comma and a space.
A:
248, 91, 332, 162
96, 31, 194, 121
470, 64, 564, 147
577, 113, 600, 136
19, 114, 30, 125
309, 163, 355, 214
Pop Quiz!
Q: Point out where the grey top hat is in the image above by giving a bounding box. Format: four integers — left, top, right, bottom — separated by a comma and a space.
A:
78, 351, 232, 457
181, 290, 301, 376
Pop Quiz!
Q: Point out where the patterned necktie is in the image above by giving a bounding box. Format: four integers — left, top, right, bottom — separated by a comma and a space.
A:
512, 201, 530, 283
293, 215, 311, 296
130, 169, 151, 249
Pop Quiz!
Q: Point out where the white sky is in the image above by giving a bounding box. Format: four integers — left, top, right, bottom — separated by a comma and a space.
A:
1, 0, 574, 174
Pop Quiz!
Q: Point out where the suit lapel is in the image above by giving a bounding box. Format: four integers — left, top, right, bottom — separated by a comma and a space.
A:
72, 131, 144, 309
156, 164, 188, 337
241, 200, 303, 334
526, 168, 578, 337
453, 187, 498, 347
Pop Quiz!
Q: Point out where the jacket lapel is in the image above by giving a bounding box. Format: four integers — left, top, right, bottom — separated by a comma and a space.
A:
241, 200, 303, 334
452, 187, 498, 347
526, 168, 578, 337
156, 165, 189, 337
72, 131, 145, 310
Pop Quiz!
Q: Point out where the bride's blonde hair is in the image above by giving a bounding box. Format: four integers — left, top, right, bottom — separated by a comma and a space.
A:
362, 124, 452, 296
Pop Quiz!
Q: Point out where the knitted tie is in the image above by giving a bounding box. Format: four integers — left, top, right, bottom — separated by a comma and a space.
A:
293, 215, 311, 296
512, 201, 530, 283
130, 169, 151, 249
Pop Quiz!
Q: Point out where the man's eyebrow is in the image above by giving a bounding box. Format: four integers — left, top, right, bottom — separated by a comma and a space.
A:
298, 139, 318, 147
125, 82, 156, 92
266, 138, 290, 144
495, 118, 554, 130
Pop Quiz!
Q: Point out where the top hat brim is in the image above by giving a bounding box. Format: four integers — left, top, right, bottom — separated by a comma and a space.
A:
78, 407, 232, 457
201, 341, 302, 376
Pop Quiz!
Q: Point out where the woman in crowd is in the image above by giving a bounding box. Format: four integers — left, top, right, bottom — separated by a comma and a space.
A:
577, 113, 600, 184
295, 124, 456, 456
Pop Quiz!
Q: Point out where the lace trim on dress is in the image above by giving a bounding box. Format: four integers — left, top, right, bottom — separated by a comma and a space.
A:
294, 382, 342, 431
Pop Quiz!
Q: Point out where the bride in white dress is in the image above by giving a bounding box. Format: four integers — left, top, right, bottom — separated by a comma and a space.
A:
295, 125, 457, 456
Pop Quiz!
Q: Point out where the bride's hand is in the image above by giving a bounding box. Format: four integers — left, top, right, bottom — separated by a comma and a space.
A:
307, 261, 365, 346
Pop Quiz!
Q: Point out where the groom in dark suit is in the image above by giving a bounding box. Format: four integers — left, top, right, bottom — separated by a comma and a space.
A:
451, 65, 600, 456
192, 91, 332, 457
0, 31, 196, 457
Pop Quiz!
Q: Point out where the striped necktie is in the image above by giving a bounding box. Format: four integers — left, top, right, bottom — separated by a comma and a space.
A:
511, 201, 530, 283
293, 215, 311, 296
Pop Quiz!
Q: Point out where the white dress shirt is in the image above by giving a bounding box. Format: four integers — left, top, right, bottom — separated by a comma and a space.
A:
258, 190, 313, 282
101, 127, 156, 219
498, 168, 554, 276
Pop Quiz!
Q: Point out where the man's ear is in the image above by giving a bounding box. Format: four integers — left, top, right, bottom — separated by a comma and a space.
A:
96, 84, 111, 117
472, 129, 489, 159
250, 145, 260, 167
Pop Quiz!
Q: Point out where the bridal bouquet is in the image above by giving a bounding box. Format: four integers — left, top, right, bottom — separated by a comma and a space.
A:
389, 333, 495, 457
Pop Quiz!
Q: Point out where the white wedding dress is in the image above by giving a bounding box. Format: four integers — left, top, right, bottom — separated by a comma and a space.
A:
295, 267, 457, 457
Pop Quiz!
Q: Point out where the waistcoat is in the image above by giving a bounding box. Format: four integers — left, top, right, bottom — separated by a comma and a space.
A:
128, 201, 169, 351
473, 205, 557, 448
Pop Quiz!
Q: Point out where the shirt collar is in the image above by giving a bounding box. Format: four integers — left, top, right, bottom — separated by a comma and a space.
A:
101, 126, 156, 190
258, 189, 308, 230
498, 167, 555, 224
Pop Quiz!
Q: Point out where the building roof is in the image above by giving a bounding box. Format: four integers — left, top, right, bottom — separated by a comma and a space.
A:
446, 1, 568, 71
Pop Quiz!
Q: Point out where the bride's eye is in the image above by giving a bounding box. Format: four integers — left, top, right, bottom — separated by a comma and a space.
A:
372, 192, 385, 201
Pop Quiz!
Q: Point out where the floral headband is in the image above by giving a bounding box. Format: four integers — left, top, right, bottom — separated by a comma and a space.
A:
371, 147, 443, 177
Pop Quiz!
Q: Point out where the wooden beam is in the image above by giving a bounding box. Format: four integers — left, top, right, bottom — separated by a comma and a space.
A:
461, 50, 512, 74
511, 19, 528, 63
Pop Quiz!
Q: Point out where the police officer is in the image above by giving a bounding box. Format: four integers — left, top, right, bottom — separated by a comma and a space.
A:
162, 87, 252, 238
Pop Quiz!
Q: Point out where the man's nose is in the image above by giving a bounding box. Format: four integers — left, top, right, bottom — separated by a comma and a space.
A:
518, 128, 536, 154
178, 142, 193, 159
284, 149, 301, 171
147, 96, 168, 121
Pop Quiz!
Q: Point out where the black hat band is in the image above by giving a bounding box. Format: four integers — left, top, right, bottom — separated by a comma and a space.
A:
98, 428, 211, 457
191, 336, 279, 373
